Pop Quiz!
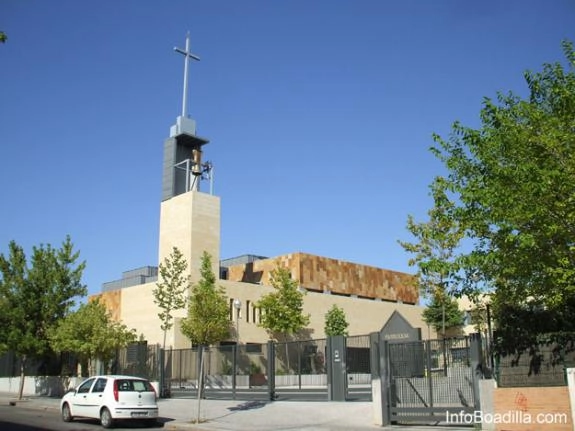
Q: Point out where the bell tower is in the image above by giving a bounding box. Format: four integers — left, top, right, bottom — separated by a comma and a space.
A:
158, 33, 220, 280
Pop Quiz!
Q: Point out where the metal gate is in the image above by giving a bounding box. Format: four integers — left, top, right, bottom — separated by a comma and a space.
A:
271, 339, 330, 401
345, 335, 372, 401
387, 336, 480, 424
164, 344, 272, 401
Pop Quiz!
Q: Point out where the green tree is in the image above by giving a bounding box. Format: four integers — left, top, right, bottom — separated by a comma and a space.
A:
422, 291, 465, 336
429, 40, 575, 301
256, 266, 310, 371
180, 251, 229, 423
324, 304, 349, 337
399, 182, 466, 298
0, 31, 7, 43
256, 266, 310, 342
411, 41, 575, 348
180, 251, 230, 345
153, 247, 189, 350
48, 298, 137, 376
468, 304, 486, 333
0, 236, 86, 399
399, 181, 467, 337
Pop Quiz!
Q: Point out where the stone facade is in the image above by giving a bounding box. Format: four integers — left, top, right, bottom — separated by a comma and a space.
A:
158, 191, 221, 280
226, 252, 417, 304
94, 276, 432, 349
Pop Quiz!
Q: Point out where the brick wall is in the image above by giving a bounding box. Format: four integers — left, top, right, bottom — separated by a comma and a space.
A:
492, 387, 572, 431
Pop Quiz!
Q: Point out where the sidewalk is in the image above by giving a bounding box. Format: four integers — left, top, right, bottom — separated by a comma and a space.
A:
1, 393, 473, 431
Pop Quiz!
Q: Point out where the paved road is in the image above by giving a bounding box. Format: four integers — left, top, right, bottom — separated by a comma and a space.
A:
0, 392, 474, 431
0, 404, 114, 430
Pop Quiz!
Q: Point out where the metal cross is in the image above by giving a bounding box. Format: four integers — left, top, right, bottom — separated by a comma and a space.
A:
174, 32, 200, 118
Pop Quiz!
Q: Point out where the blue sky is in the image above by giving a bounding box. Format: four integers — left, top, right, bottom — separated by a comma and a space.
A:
1, 1, 574, 299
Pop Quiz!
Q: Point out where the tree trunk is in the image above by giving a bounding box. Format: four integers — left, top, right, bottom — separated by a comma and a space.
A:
89, 358, 96, 376
18, 355, 27, 400
80, 358, 89, 377
196, 347, 204, 424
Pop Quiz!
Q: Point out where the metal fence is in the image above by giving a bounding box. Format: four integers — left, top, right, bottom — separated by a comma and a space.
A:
272, 338, 328, 399
163, 342, 273, 399
112, 343, 160, 381
0, 350, 79, 378
273, 338, 327, 377
0, 335, 373, 402
495, 340, 575, 387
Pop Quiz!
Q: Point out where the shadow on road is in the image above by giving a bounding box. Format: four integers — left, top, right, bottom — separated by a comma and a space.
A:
228, 400, 268, 411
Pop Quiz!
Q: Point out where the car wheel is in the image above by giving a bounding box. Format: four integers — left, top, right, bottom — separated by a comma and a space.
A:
100, 407, 114, 429
61, 403, 73, 422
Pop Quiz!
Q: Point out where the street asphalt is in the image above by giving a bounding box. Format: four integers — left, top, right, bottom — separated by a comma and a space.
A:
0, 392, 474, 431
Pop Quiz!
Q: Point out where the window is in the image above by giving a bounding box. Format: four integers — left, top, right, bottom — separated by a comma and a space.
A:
246, 343, 262, 353
77, 378, 95, 394
132, 380, 150, 392
246, 300, 250, 323
92, 378, 107, 393
116, 379, 154, 392
117, 380, 132, 391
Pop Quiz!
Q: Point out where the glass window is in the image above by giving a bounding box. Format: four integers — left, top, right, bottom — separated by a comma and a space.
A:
117, 379, 154, 392
92, 378, 107, 393
77, 378, 95, 394
132, 380, 149, 392
117, 379, 133, 391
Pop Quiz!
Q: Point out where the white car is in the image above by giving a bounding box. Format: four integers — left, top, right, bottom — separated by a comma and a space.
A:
60, 375, 159, 428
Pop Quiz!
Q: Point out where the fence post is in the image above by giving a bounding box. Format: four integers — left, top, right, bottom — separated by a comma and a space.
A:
425, 339, 434, 408
469, 332, 483, 410
298, 341, 302, 389
267, 341, 276, 400
232, 344, 237, 400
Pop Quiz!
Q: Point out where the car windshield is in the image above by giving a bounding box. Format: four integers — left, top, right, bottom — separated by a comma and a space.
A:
116, 379, 154, 392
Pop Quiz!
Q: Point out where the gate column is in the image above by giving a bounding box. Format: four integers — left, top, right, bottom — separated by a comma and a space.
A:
327, 335, 347, 401
370, 332, 391, 425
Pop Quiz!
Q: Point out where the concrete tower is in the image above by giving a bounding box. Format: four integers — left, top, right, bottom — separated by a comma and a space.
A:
158, 33, 220, 280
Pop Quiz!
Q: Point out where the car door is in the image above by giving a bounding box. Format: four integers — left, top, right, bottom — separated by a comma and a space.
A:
83, 377, 108, 419
70, 378, 95, 417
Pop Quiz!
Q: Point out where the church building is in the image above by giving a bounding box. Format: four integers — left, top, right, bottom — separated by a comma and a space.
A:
92, 35, 435, 349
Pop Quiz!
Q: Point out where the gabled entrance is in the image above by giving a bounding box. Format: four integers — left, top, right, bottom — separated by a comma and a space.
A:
372, 312, 483, 426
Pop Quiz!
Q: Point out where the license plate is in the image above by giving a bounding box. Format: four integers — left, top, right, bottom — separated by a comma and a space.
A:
131, 412, 148, 417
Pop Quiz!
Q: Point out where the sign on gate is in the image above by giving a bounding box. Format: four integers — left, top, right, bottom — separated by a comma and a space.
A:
380, 311, 421, 343
380, 311, 423, 378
